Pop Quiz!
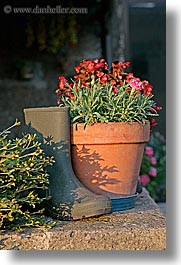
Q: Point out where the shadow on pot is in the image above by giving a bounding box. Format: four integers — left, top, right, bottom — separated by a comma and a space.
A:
71, 145, 121, 195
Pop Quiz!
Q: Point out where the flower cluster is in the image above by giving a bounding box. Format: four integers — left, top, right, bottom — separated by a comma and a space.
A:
56, 59, 161, 127
140, 132, 166, 202
140, 146, 158, 186
73, 59, 130, 90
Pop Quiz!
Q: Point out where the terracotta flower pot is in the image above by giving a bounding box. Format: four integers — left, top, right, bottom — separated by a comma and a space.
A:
71, 122, 150, 200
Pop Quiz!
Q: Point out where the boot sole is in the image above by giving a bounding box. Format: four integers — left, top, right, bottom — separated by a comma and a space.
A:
71, 197, 112, 220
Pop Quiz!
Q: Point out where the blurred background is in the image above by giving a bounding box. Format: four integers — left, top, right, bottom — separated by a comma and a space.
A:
0, 0, 165, 134
0, 0, 166, 202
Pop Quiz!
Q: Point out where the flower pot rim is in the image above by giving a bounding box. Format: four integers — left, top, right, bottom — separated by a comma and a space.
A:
72, 121, 150, 127
71, 122, 150, 144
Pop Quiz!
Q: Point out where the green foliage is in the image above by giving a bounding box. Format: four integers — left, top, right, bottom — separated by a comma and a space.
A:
0, 120, 55, 230
56, 59, 161, 128
61, 79, 157, 128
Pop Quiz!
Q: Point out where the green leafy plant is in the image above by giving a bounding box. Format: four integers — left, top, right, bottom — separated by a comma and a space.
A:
56, 59, 161, 128
0, 120, 55, 230
140, 132, 166, 202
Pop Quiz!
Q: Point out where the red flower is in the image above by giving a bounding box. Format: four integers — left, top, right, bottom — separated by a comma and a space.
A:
70, 94, 75, 100
150, 118, 157, 127
122, 61, 131, 68
59, 76, 66, 81
58, 76, 67, 90
112, 61, 122, 68
87, 63, 95, 72
56, 89, 63, 95
74, 65, 81, 73
65, 92, 71, 97
156, 106, 162, 111
152, 105, 162, 111
58, 81, 65, 90
84, 60, 95, 72
96, 71, 104, 78
126, 73, 134, 82
94, 62, 104, 69
56, 58, 161, 128
93, 59, 99, 64
142, 80, 153, 95
100, 75, 107, 83
111, 79, 117, 86
100, 59, 105, 63
112, 88, 118, 93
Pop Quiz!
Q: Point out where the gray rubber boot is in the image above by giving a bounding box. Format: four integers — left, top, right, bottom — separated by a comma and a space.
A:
24, 106, 112, 220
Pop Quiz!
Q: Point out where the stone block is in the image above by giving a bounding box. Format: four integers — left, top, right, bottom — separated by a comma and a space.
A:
0, 189, 166, 250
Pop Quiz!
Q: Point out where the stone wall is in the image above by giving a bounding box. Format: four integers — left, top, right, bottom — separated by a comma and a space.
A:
0, 189, 166, 250
0, 75, 57, 133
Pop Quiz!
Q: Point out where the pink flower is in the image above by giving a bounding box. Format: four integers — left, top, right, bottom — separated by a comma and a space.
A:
94, 62, 104, 69
57, 98, 61, 105
149, 156, 157, 165
145, 146, 154, 157
122, 61, 131, 68
149, 167, 157, 177
129, 78, 142, 90
140, 174, 150, 186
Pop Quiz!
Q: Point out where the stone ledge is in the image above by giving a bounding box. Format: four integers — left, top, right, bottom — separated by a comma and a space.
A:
0, 189, 166, 250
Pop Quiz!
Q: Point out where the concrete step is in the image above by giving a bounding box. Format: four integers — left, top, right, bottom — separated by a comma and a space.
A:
157, 202, 166, 216
0, 189, 166, 250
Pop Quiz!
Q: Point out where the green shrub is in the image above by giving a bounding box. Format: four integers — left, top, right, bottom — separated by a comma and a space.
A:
0, 120, 55, 230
